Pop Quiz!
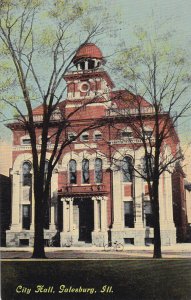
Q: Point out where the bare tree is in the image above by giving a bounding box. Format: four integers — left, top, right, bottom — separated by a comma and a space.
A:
0, 0, 109, 258
106, 30, 191, 258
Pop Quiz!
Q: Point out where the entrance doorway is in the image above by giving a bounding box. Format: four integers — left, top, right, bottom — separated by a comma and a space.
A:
78, 198, 94, 242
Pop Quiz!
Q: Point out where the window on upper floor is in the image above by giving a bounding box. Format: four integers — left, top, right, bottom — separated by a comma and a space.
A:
38, 135, 51, 145
21, 136, 31, 145
142, 126, 153, 138
81, 132, 89, 142
22, 161, 32, 186
44, 160, 49, 182
95, 158, 103, 183
144, 130, 152, 138
68, 132, 77, 142
142, 155, 154, 181
94, 131, 102, 141
82, 159, 89, 184
121, 128, 133, 139
69, 159, 77, 184
122, 156, 133, 182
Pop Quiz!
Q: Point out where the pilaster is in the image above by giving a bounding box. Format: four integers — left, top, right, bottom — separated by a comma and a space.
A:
134, 176, 144, 229
10, 172, 22, 231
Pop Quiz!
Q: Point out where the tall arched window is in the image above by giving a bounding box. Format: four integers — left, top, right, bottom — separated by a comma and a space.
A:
69, 159, 77, 184
82, 159, 89, 184
22, 161, 32, 186
95, 158, 103, 183
122, 156, 133, 182
142, 155, 154, 180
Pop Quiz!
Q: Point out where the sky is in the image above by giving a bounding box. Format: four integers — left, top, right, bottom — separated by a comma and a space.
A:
103, 0, 191, 148
1, 0, 191, 148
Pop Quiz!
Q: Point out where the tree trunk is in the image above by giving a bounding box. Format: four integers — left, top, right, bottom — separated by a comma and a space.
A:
32, 180, 46, 258
152, 181, 162, 258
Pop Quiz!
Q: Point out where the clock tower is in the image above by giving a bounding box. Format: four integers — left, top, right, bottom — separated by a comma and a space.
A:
64, 43, 114, 101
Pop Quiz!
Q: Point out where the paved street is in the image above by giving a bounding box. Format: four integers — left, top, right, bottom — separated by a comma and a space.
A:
1, 244, 191, 259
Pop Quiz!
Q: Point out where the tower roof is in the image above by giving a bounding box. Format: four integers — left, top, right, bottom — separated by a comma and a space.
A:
73, 43, 103, 62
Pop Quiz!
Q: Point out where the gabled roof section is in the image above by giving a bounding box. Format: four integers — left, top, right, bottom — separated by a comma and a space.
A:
110, 90, 152, 109
32, 104, 45, 115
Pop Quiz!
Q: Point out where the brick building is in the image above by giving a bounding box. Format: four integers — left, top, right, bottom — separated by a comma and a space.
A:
6, 43, 182, 247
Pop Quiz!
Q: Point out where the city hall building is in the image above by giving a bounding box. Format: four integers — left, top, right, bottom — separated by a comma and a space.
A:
6, 43, 180, 247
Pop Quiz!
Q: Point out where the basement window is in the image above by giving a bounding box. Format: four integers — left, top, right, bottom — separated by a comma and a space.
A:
124, 238, 134, 245
19, 239, 29, 246
145, 238, 154, 245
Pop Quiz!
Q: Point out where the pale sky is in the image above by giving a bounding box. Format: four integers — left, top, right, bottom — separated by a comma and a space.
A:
1, 0, 191, 147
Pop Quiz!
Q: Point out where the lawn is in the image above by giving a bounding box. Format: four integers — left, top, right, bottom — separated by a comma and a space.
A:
1, 260, 191, 300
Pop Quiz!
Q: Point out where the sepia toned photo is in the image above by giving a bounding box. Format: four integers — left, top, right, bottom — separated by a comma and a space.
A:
0, 1, 191, 299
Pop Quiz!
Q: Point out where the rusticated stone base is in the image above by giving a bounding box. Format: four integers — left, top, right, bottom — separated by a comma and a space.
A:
160, 227, 176, 245
92, 231, 108, 247
6, 230, 57, 247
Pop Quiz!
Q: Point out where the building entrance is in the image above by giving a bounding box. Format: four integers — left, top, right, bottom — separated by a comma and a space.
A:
77, 198, 94, 242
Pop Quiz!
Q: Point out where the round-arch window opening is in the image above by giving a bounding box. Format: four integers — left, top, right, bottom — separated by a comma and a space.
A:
22, 161, 32, 186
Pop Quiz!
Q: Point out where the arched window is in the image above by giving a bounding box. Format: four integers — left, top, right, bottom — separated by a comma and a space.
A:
22, 161, 32, 186
82, 159, 89, 184
44, 160, 49, 183
95, 158, 103, 183
122, 156, 133, 182
143, 126, 153, 138
142, 155, 154, 180
69, 159, 77, 184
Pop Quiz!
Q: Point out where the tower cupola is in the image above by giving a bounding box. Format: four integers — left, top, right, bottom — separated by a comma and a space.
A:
72, 43, 105, 71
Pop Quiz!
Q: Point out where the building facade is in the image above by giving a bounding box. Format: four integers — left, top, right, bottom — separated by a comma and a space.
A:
6, 43, 179, 247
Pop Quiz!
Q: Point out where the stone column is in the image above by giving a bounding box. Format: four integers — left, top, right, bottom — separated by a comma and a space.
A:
112, 170, 123, 229
85, 60, 88, 70
159, 173, 167, 227
61, 198, 69, 232
69, 198, 74, 231
11, 171, 22, 230
101, 196, 107, 232
160, 171, 176, 245
92, 197, 99, 232
164, 171, 174, 226
92, 196, 99, 232
49, 204, 56, 230
134, 175, 144, 228
49, 170, 58, 230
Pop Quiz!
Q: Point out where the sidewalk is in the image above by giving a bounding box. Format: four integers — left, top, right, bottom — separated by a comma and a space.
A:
1, 243, 191, 259
1, 243, 191, 252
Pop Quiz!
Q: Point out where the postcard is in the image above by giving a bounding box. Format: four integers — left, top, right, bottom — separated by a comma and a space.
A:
1, 1, 191, 299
